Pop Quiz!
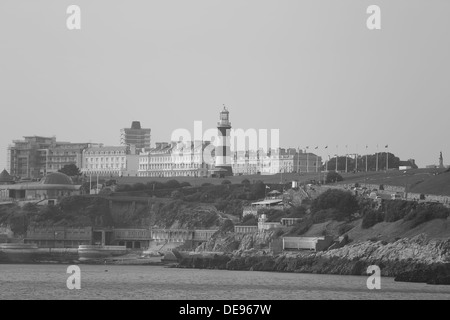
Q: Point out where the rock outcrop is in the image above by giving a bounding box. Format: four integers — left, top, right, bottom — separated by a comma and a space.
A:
178, 233, 450, 285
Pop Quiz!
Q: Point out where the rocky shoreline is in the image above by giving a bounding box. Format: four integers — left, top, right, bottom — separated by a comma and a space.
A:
176, 234, 450, 285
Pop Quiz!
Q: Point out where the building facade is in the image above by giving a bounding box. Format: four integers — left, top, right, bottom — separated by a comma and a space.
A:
7, 136, 100, 179
82, 145, 138, 177
120, 121, 151, 151
232, 148, 322, 175
138, 141, 210, 178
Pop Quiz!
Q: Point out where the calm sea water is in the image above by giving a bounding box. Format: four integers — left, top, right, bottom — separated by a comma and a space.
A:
0, 264, 450, 300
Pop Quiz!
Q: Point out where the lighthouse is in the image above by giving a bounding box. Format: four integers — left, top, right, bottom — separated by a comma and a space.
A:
214, 106, 233, 177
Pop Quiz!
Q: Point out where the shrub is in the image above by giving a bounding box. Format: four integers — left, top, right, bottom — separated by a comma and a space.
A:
171, 190, 184, 199
180, 182, 191, 188
311, 189, 359, 221
241, 179, 251, 186
241, 215, 257, 226
201, 183, 213, 187
131, 183, 146, 191
362, 209, 384, 229
326, 171, 344, 183
338, 224, 354, 235
221, 179, 232, 185
165, 180, 181, 189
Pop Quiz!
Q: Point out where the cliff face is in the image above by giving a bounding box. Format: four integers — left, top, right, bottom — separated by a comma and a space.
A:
319, 234, 450, 265
178, 234, 450, 284
195, 230, 276, 253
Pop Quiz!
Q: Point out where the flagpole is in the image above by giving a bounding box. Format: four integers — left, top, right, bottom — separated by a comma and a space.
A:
376, 145, 379, 172
386, 145, 389, 171
365, 146, 368, 172
335, 145, 338, 172
306, 147, 309, 173
345, 145, 348, 173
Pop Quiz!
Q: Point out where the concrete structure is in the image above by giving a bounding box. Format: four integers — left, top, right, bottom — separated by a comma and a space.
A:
282, 236, 333, 252
150, 229, 217, 244
25, 227, 93, 248
214, 106, 233, 177
234, 225, 258, 234
138, 141, 210, 178
0, 172, 81, 205
7, 136, 100, 179
120, 121, 151, 151
111, 228, 151, 249
258, 214, 281, 232
82, 145, 138, 177
280, 217, 303, 226
242, 199, 285, 217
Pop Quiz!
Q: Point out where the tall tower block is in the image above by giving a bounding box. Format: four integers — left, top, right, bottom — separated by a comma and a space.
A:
215, 106, 233, 177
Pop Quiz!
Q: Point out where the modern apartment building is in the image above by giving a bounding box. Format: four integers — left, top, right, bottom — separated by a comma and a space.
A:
7, 136, 99, 179
120, 121, 151, 151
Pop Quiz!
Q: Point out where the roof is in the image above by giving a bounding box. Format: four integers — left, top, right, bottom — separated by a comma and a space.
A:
40, 172, 73, 185
0, 170, 14, 182
251, 199, 283, 206
0, 172, 80, 191
85, 146, 128, 152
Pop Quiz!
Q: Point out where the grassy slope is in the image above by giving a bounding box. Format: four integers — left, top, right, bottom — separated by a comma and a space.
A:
117, 168, 449, 195
409, 171, 450, 196
301, 218, 450, 243
116, 172, 323, 187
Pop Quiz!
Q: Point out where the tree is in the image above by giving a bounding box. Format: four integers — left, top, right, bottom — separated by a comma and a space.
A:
58, 164, 81, 177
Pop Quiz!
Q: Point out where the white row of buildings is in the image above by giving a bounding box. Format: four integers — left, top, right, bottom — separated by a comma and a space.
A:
79, 143, 322, 178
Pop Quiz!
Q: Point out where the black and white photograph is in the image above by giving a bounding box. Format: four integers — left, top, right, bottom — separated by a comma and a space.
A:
1, 0, 450, 305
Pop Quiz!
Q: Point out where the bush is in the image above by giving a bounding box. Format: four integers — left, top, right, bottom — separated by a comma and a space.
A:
338, 224, 354, 235
404, 203, 450, 228
311, 189, 359, 221
131, 183, 146, 191
326, 171, 344, 183
241, 179, 251, 186
165, 180, 181, 189
362, 209, 384, 229
241, 215, 257, 226
288, 218, 314, 236
251, 181, 266, 199
221, 179, 232, 185
171, 190, 184, 199
201, 183, 213, 187
180, 182, 191, 188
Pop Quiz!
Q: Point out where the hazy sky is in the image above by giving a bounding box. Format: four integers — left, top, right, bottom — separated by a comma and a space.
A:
1, 0, 449, 169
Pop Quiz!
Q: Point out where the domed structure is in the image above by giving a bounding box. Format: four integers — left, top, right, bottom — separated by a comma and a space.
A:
39, 172, 74, 185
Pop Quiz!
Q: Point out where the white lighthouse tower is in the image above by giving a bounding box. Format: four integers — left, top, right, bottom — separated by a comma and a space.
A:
214, 106, 233, 177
